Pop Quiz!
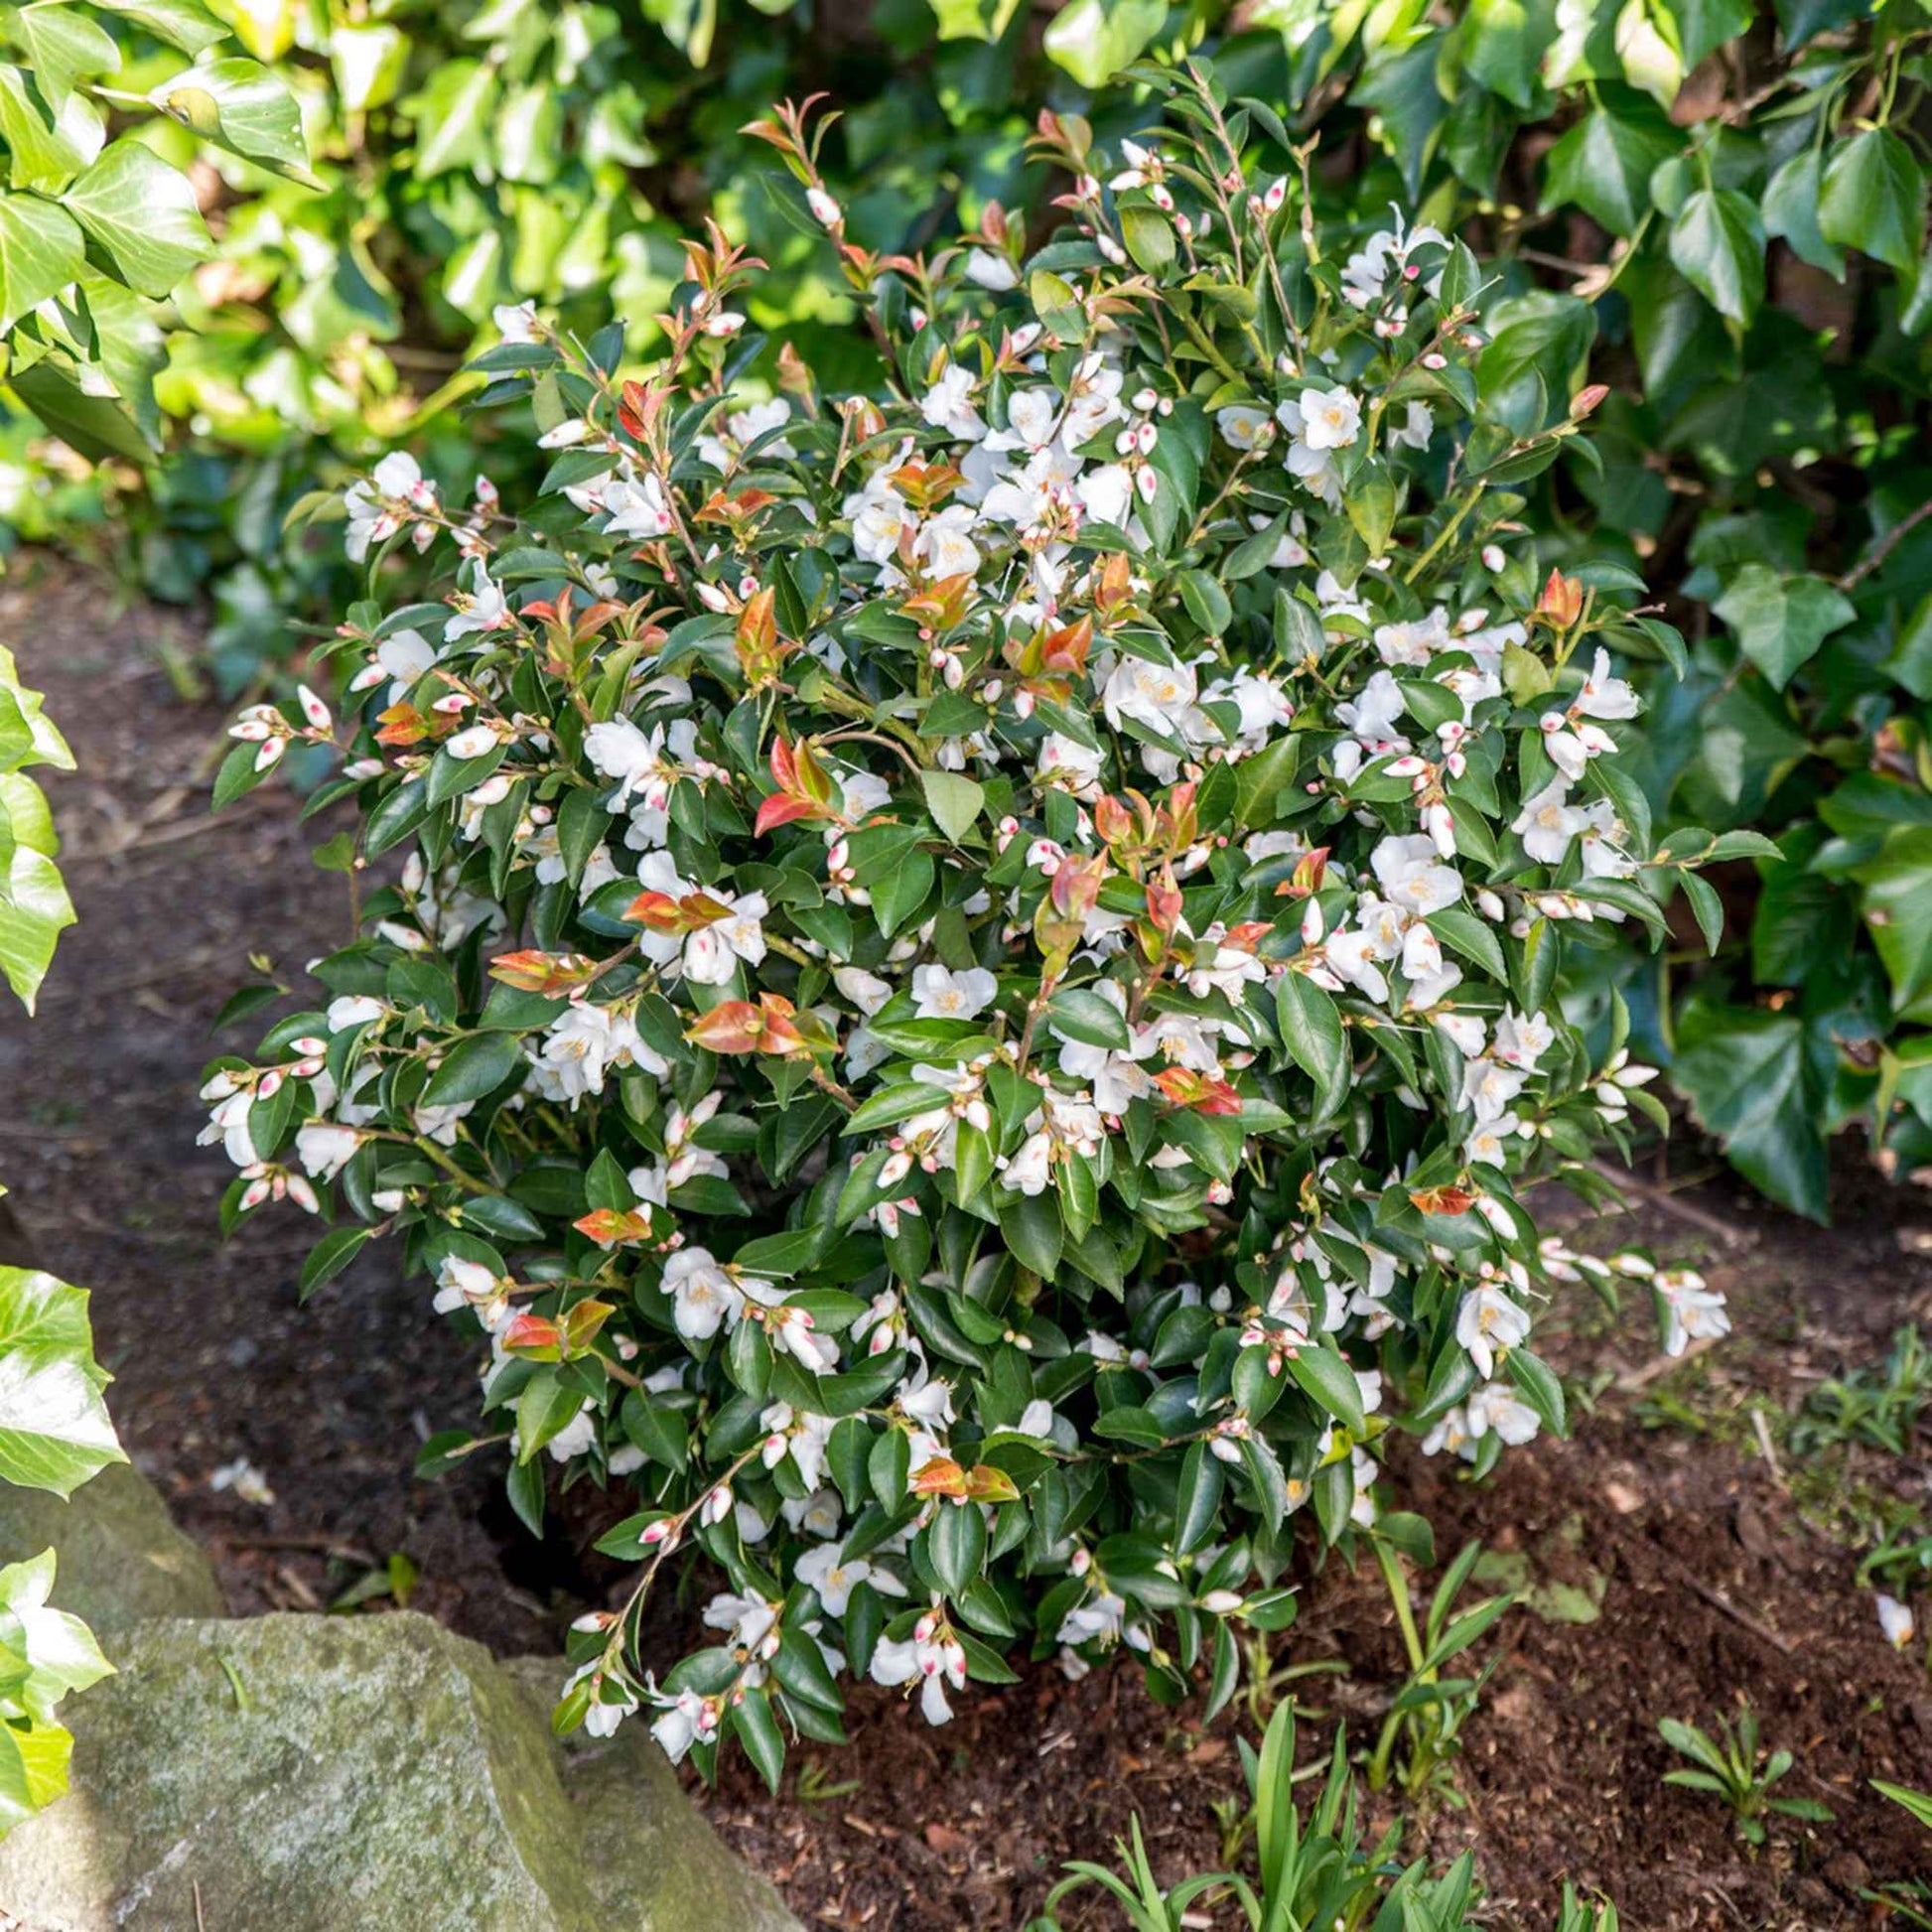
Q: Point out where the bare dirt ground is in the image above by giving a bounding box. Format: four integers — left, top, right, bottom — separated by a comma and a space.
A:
5, 555, 1930, 1929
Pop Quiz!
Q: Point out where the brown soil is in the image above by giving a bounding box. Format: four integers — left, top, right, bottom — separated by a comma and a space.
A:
5, 555, 1931, 1929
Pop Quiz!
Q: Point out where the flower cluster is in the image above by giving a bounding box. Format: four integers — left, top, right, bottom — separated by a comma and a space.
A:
207, 70, 1743, 1786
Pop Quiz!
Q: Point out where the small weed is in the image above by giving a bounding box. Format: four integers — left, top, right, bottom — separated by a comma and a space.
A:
794, 1759, 862, 1805
1864, 1782, 1932, 1929
1239, 1631, 1348, 1732
328, 1552, 418, 1613
1657, 1705, 1833, 1846
1791, 1326, 1931, 1457
1366, 1528, 1514, 1807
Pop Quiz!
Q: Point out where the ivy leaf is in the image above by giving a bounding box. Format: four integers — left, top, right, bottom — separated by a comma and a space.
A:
0, 1706, 72, 1834
1664, 0, 1751, 69
1762, 148, 1845, 280
0, 190, 83, 333
1460, 0, 1559, 109
1819, 127, 1925, 276
1542, 102, 1678, 238
0, 771, 74, 1011
149, 59, 315, 185
1852, 827, 1932, 1025
407, 59, 498, 181
0, 1268, 125, 1497
1713, 565, 1855, 691
0, 1549, 112, 1722
1672, 1004, 1830, 1221
0, 65, 87, 190
88, 0, 228, 56
6, 7, 120, 109
1040, 0, 1165, 88
65, 139, 211, 297
1667, 187, 1764, 325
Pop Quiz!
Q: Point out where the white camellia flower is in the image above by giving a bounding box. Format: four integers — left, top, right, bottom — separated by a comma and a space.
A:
870, 1621, 966, 1725
1296, 384, 1362, 450
603, 475, 673, 540
909, 964, 997, 1022
660, 1248, 746, 1340
1513, 780, 1586, 865
920, 363, 985, 442
796, 1542, 907, 1616
1876, 1593, 1917, 1649
344, 452, 435, 561
537, 1003, 666, 1103
1577, 646, 1641, 719
294, 1122, 364, 1180
493, 301, 539, 344
1371, 834, 1463, 915
682, 889, 768, 985
1655, 1269, 1729, 1356
1215, 404, 1274, 451
1455, 1282, 1531, 1377
1102, 653, 1201, 735
965, 247, 1018, 290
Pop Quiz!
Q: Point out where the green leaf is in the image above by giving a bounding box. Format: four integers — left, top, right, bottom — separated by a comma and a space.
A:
1120, 204, 1175, 273
1043, 985, 1130, 1050
299, 1226, 374, 1302
0, 190, 83, 332
0, 1706, 71, 1833
1286, 1342, 1366, 1434
0, 1548, 111, 1720
513, 1371, 586, 1464
0, 1268, 124, 1497
407, 58, 498, 181
1854, 827, 1932, 1024
1504, 1348, 1566, 1435
1040, 0, 1165, 87
6, 6, 120, 110
1461, 0, 1558, 108
0, 772, 74, 1011
149, 59, 313, 183
1819, 127, 1925, 276
1885, 588, 1932, 701
10, 349, 149, 463
1761, 148, 1845, 279
1712, 566, 1855, 691
929, 1498, 986, 1596
1172, 1440, 1223, 1557
928, 0, 1024, 38
65, 139, 211, 298
730, 1686, 785, 1794
920, 769, 984, 845
0, 66, 86, 191
421, 1032, 525, 1107
1542, 103, 1678, 239
1672, 1005, 1829, 1221
1275, 973, 1349, 1118
88, 0, 227, 55
1679, 868, 1724, 955
1001, 1191, 1062, 1279
1667, 188, 1764, 325
1873, 1779, 1932, 1831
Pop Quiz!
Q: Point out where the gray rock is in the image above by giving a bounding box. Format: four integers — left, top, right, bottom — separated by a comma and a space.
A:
0, 1613, 798, 1932
0, 1460, 223, 1628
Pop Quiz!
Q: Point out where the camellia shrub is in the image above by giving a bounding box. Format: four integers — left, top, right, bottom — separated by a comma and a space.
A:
203, 66, 1760, 1782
